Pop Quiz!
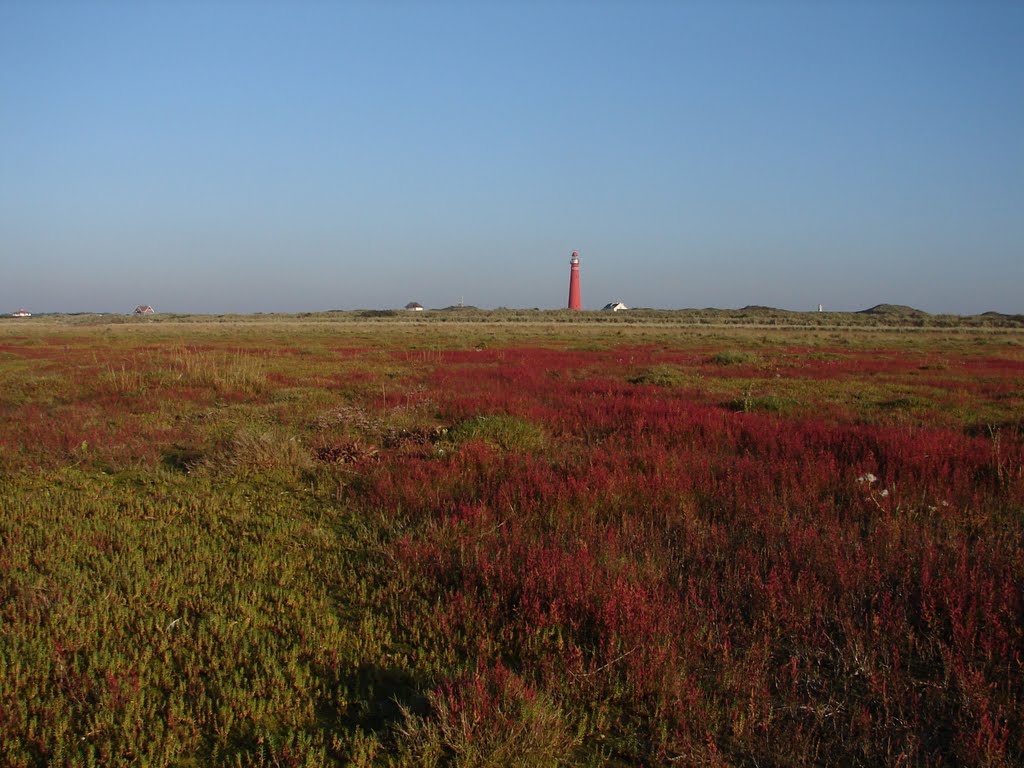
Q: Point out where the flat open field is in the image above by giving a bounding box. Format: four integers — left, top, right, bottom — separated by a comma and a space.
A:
1, 316, 1022, 766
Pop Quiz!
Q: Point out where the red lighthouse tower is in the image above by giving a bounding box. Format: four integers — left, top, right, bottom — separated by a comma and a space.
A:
567, 250, 582, 310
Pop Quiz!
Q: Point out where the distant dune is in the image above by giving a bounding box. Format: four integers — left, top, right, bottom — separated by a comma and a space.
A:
858, 304, 927, 316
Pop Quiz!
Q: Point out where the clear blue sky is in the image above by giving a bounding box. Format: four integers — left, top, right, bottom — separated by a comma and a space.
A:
2, 1, 1022, 314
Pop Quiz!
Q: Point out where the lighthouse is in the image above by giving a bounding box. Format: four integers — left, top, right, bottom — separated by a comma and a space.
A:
567, 250, 582, 310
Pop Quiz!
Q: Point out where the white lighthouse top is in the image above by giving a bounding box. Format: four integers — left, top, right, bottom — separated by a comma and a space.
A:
570, 250, 579, 264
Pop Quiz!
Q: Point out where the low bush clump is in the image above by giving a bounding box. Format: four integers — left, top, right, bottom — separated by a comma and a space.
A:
397, 664, 580, 767
447, 414, 546, 453
628, 364, 684, 387
729, 391, 798, 414
711, 349, 762, 366
198, 427, 314, 478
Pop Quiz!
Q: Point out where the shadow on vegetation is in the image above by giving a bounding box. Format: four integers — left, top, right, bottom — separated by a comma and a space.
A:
964, 420, 1023, 438
339, 663, 429, 733
161, 445, 203, 473
878, 396, 924, 411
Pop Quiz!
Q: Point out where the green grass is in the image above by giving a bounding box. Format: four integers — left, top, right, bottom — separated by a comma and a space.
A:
0, 471, 403, 766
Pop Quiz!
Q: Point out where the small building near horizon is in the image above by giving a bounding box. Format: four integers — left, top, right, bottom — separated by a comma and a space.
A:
404, 302, 424, 311
133, 305, 155, 315
11, 309, 31, 318
602, 301, 628, 312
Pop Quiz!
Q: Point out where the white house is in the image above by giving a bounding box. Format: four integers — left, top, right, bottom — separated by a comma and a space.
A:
602, 301, 628, 312
11, 309, 31, 318
404, 302, 425, 311
133, 305, 155, 315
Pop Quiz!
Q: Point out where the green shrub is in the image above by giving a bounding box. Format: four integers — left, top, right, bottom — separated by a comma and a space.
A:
198, 427, 314, 478
628, 365, 684, 387
395, 674, 580, 767
447, 415, 546, 453
711, 350, 761, 366
730, 392, 796, 414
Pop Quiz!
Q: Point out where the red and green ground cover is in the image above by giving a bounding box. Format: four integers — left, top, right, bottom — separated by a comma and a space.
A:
1, 319, 1022, 766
